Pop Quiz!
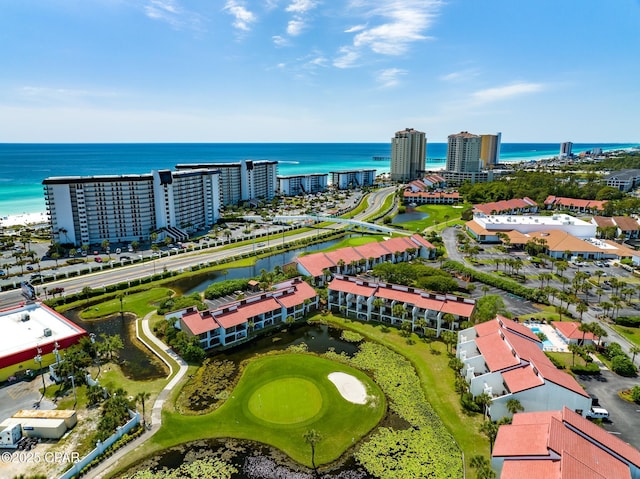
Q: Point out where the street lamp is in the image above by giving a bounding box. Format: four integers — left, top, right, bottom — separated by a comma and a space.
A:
68, 375, 77, 409
34, 347, 46, 402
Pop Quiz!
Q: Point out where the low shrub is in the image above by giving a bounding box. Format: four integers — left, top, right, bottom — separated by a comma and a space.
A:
570, 363, 600, 375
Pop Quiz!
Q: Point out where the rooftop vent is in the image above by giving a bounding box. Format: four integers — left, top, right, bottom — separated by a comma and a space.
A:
43, 328, 52, 337
21, 313, 30, 322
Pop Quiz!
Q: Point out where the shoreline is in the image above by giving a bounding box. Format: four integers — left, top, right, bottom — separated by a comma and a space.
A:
0, 212, 49, 228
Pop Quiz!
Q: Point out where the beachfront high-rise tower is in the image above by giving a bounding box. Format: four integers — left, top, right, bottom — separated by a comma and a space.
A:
446, 131, 482, 173
480, 132, 501, 169
390, 128, 426, 182
560, 141, 573, 158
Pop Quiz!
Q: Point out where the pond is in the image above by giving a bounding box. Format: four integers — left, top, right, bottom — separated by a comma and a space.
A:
118, 323, 408, 479
391, 207, 429, 224
172, 236, 348, 296
63, 310, 167, 381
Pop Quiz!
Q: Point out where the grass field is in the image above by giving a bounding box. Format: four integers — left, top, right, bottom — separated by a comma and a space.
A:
79, 287, 173, 319
152, 353, 386, 467
398, 203, 471, 231
612, 324, 640, 347
314, 234, 389, 253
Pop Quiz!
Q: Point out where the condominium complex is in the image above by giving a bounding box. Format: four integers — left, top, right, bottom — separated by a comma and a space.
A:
560, 141, 573, 158
330, 169, 376, 189
446, 131, 482, 173
390, 128, 426, 182
43, 169, 221, 246
278, 173, 328, 196
176, 159, 278, 205
480, 132, 501, 168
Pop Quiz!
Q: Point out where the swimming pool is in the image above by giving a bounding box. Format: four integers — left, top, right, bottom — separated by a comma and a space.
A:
529, 326, 554, 349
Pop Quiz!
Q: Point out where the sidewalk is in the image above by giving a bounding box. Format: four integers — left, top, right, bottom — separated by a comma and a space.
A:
91, 312, 188, 479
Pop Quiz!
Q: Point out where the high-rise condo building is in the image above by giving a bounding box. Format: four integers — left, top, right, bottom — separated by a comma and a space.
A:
176, 159, 278, 206
446, 131, 482, 173
560, 141, 573, 158
480, 132, 501, 169
43, 169, 221, 246
390, 128, 426, 182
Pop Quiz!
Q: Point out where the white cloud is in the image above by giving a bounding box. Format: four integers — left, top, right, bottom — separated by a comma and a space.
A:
338, 0, 441, 58
272, 35, 289, 46
376, 68, 407, 88
333, 46, 360, 68
285, 0, 317, 14
287, 19, 305, 36
440, 69, 480, 82
471, 82, 544, 104
143, 0, 203, 30
224, 0, 257, 32
344, 24, 367, 33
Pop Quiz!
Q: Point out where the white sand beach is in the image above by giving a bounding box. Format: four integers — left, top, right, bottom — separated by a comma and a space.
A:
0, 212, 49, 227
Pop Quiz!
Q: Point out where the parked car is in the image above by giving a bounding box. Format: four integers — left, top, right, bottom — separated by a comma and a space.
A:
586, 407, 609, 420
26, 265, 34, 271
0, 270, 6, 276
95, 257, 103, 263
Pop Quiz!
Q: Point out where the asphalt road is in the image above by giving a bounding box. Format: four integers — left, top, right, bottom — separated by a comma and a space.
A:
0, 187, 398, 309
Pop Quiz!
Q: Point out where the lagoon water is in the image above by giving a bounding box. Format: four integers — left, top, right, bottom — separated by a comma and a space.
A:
1, 142, 635, 216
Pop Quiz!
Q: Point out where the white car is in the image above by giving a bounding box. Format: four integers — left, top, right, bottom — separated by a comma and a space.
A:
586, 407, 609, 420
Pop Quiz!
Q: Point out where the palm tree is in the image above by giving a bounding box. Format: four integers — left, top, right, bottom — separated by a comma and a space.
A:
568, 344, 583, 367
578, 322, 593, 346
576, 302, 588, 322
476, 392, 492, 420
479, 420, 499, 452
135, 391, 151, 427
303, 429, 322, 471
630, 346, 640, 364
470, 455, 496, 479
506, 398, 524, 415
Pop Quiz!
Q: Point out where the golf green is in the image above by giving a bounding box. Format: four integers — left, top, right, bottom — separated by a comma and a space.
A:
248, 377, 323, 424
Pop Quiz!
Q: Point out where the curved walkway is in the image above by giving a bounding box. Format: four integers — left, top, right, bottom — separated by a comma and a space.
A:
91, 312, 188, 479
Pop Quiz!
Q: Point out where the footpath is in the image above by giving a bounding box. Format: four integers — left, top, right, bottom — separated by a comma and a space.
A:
91, 312, 188, 479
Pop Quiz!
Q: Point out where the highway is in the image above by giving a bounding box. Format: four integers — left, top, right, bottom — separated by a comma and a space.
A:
0, 187, 398, 308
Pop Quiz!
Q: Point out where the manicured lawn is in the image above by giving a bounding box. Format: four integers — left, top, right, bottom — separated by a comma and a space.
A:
315, 234, 389, 252
152, 353, 386, 467
398, 203, 471, 231
612, 324, 640, 347
314, 314, 489, 473
79, 287, 173, 319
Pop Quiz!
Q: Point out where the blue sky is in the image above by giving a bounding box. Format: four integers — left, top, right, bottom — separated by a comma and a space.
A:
1, 0, 639, 143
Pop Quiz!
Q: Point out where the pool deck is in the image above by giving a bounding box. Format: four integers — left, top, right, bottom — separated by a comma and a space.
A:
524, 322, 568, 352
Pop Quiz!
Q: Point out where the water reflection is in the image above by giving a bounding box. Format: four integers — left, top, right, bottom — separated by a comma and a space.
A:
64, 310, 167, 381
391, 208, 428, 224
173, 236, 346, 295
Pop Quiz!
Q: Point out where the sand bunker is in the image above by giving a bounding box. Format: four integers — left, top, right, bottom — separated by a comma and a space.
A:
328, 372, 369, 405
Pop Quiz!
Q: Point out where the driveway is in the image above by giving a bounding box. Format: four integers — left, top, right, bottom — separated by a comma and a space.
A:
578, 370, 640, 449
0, 377, 55, 422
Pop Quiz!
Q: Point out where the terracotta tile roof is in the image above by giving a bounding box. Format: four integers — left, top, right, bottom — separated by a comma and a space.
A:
440, 300, 475, 317
296, 252, 335, 277
328, 277, 376, 297
551, 321, 596, 341
275, 281, 317, 308
592, 216, 615, 228
527, 230, 602, 254
544, 196, 607, 211
601, 240, 640, 258
494, 408, 639, 479
475, 333, 520, 371
502, 365, 544, 393
352, 241, 395, 259
500, 460, 561, 479
614, 216, 640, 231
493, 423, 551, 456
181, 310, 219, 336
498, 316, 543, 342
502, 229, 532, 244
325, 247, 365, 266
403, 191, 460, 199
465, 220, 494, 236
472, 318, 588, 398
214, 297, 281, 329
410, 233, 436, 250
474, 197, 538, 215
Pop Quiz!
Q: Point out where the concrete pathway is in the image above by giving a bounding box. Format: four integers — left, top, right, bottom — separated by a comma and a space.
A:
91, 312, 188, 479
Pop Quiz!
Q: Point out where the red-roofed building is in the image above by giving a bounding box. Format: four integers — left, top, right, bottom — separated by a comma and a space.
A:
492, 407, 640, 479
403, 190, 461, 205
457, 317, 590, 420
296, 234, 436, 281
473, 197, 538, 216
551, 321, 596, 346
327, 275, 475, 336
167, 278, 318, 350
544, 195, 607, 214
592, 216, 640, 240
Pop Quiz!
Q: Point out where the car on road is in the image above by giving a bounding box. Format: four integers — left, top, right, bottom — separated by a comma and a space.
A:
0, 270, 5, 276
120, 255, 131, 261
95, 257, 103, 263
26, 265, 34, 271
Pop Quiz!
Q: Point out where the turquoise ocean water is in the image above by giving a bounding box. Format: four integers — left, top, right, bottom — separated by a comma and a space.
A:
0, 142, 636, 216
